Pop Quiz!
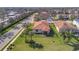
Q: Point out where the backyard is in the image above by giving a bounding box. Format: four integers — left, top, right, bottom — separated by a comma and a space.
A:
8, 23, 75, 51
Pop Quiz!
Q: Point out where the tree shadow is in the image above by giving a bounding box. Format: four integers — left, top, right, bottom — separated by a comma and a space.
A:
67, 42, 79, 51
73, 37, 79, 42
25, 40, 44, 49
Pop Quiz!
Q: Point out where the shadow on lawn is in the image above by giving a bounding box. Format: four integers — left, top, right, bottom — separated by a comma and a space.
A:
65, 36, 79, 44
25, 40, 44, 49
67, 42, 79, 51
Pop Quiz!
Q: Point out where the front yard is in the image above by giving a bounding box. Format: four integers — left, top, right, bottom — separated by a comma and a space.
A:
9, 23, 74, 51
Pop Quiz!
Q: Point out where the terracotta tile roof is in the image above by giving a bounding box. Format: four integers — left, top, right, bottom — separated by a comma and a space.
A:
54, 20, 75, 32
33, 20, 50, 32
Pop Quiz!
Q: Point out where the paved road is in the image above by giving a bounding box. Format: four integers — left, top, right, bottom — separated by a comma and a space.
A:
0, 17, 31, 50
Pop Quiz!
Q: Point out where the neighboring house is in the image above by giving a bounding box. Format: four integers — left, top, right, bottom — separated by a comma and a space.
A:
32, 20, 50, 34
73, 18, 79, 29
40, 12, 49, 18
39, 12, 49, 20
54, 20, 76, 32
55, 14, 69, 20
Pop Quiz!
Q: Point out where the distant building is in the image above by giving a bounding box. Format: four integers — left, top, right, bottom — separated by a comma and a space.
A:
8, 11, 17, 16
39, 12, 49, 20
8, 11, 17, 19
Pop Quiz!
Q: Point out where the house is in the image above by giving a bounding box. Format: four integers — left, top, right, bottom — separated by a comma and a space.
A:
73, 18, 79, 29
54, 20, 76, 32
32, 20, 50, 34
39, 12, 49, 20
55, 14, 69, 20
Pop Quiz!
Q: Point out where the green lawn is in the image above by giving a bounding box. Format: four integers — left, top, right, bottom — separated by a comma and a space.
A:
10, 24, 74, 51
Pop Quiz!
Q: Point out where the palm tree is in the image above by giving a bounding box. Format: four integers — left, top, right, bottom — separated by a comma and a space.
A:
27, 23, 34, 40
62, 29, 79, 44
22, 23, 29, 42
23, 23, 34, 43
29, 31, 34, 40
65, 30, 73, 43
61, 30, 74, 43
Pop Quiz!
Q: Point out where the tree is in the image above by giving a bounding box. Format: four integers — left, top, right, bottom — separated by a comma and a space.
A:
61, 30, 75, 43
27, 23, 34, 40
23, 23, 34, 43
29, 31, 34, 40
22, 23, 29, 42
